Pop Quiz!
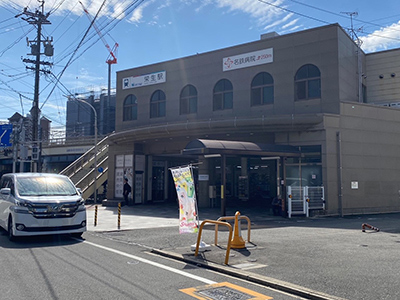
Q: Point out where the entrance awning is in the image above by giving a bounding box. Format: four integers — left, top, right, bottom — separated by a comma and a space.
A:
182, 139, 300, 157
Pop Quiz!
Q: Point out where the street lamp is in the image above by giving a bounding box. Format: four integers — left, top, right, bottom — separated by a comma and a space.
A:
74, 97, 98, 204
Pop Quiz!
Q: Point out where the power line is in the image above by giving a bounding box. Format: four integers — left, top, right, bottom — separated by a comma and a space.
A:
40, 0, 107, 110
257, 0, 400, 47
257, 0, 331, 26
288, 0, 400, 36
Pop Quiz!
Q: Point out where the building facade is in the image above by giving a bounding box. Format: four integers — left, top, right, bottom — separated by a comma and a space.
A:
66, 92, 116, 139
107, 23, 400, 216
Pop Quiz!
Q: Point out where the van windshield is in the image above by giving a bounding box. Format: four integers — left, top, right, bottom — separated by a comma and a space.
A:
16, 176, 78, 197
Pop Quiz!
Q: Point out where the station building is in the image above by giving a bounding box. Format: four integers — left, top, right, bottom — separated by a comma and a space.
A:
107, 23, 400, 216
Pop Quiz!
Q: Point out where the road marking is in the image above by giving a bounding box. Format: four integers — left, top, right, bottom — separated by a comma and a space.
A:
83, 240, 216, 285
180, 282, 273, 299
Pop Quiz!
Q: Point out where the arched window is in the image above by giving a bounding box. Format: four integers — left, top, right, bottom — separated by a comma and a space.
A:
295, 64, 321, 100
123, 94, 137, 121
180, 85, 197, 115
150, 90, 166, 118
213, 79, 233, 111
251, 72, 274, 106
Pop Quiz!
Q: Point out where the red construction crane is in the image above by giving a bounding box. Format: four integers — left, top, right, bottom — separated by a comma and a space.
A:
79, 0, 117, 136
80, 1, 118, 65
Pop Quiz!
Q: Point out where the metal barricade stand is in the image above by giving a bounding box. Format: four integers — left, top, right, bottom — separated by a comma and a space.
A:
194, 220, 233, 265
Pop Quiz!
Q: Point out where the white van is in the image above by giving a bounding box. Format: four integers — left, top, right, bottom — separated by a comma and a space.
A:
0, 173, 86, 241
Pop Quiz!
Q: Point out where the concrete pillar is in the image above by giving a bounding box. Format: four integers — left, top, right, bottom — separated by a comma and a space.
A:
197, 157, 209, 208
147, 155, 153, 202
241, 157, 248, 176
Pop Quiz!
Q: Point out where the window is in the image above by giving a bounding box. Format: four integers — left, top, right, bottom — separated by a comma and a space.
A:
213, 79, 233, 111
180, 85, 197, 115
150, 90, 166, 118
251, 72, 274, 106
123, 94, 137, 121
295, 64, 321, 100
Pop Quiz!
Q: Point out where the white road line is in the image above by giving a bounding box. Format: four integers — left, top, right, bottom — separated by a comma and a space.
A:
83, 240, 216, 285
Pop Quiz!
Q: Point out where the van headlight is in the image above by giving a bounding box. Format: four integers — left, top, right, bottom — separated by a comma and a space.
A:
76, 199, 86, 212
11, 205, 30, 214
15, 199, 31, 207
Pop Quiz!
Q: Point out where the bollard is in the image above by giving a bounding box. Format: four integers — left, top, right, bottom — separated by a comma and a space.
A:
94, 205, 98, 226
362, 223, 380, 232
118, 202, 121, 229
231, 211, 246, 249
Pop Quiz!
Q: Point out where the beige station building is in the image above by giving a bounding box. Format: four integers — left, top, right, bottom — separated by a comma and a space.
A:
105, 23, 400, 216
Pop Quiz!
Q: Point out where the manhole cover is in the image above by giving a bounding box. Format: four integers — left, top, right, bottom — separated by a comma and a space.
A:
180, 282, 273, 300
199, 287, 252, 300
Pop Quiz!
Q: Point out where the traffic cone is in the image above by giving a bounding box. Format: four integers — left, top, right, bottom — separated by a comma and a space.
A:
231, 211, 246, 249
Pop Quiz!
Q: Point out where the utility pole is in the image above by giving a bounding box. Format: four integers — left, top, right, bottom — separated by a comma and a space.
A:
16, 0, 53, 172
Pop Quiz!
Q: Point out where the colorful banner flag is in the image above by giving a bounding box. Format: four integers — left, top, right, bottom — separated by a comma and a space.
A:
170, 166, 199, 234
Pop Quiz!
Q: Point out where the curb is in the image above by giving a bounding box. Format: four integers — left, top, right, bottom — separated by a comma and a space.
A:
151, 248, 347, 300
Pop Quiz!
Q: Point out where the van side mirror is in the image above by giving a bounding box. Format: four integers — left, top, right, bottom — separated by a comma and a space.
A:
0, 188, 11, 195
76, 188, 82, 195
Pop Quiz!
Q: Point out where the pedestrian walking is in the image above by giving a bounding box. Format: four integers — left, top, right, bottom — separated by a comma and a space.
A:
123, 178, 131, 206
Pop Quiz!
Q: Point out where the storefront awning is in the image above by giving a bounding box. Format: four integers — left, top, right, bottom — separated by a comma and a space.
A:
182, 139, 300, 157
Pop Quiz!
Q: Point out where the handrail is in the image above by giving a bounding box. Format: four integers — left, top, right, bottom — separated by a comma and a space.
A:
60, 135, 109, 177
194, 220, 233, 265
75, 155, 108, 188
215, 215, 251, 246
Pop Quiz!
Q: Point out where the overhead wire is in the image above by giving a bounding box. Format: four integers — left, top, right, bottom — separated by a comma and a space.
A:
257, 0, 400, 46
48, 1, 80, 37
58, 0, 145, 68
53, 0, 144, 67
40, 0, 107, 110
0, 15, 16, 25
287, 0, 400, 36
3, 0, 400, 124
48, 0, 68, 15
37, 0, 143, 119
0, 27, 34, 56
257, 0, 331, 26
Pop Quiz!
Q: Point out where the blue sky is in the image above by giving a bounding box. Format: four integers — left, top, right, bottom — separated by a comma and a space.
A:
1, 0, 400, 133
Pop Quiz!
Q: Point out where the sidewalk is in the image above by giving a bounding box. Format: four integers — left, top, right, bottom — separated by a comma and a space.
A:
85, 203, 400, 300
86, 203, 180, 231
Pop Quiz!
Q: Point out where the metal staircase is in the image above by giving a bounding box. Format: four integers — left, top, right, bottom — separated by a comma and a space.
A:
60, 136, 109, 201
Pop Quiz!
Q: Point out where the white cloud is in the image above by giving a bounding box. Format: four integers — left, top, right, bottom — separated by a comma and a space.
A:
281, 18, 299, 29
263, 12, 293, 31
360, 21, 400, 52
213, 0, 286, 27
1, 0, 147, 21
6, 0, 400, 55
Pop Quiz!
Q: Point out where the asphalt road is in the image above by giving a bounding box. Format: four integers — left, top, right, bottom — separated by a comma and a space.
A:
0, 229, 307, 300
1, 205, 399, 300
84, 206, 400, 300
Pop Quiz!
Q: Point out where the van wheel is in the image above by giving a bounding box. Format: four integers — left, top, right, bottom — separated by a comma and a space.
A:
8, 216, 15, 241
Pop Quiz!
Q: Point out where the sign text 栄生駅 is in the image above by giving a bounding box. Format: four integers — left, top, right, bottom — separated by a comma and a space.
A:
122, 71, 166, 90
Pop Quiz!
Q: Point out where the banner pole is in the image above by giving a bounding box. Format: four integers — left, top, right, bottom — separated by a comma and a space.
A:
189, 164, 200, 229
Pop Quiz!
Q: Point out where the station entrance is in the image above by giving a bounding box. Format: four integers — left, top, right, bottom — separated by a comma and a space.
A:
148, 140, 322, 216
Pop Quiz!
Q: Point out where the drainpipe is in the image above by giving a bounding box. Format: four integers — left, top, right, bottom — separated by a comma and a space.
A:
337, 131, 343, 217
